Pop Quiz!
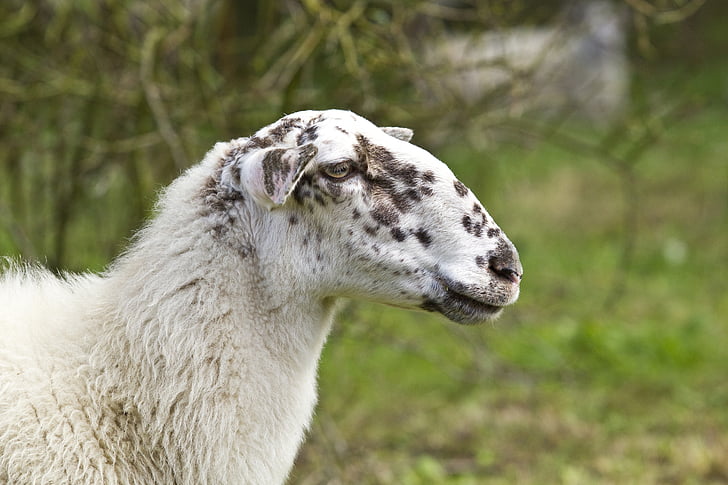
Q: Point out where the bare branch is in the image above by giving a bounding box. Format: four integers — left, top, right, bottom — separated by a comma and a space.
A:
140, 27, 189, 170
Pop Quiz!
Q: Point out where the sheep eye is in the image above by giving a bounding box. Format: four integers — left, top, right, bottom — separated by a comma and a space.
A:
322, 161, 353, 180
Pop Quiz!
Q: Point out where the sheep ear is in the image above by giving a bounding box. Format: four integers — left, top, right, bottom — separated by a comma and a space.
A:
380, 126, 413, 142
235, 144, 318, 209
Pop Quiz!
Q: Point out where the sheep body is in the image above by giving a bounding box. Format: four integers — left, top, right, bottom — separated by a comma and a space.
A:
1, 110, 521, 484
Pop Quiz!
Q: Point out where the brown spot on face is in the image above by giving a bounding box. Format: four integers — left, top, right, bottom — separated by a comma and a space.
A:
356, 134, 438, 230
414, 228, 432, 248
364, 225, 378, 236
325, 180, 343, 198
391, 227, 407, 242
293, 172, 336, 209
475, 255, 487, 268
487, 228, 500, 238
355, 134, 397, 168
462, 212, 486, 238
306, 113, 325, 126
268, 117, 302, 142
244, 136, 273, 152
352, 209, 361, 219
297, 125, 318, 146
371, 205, 399, 226
405, 188, 421, 202
292, 188, 309, 205
297, 144, 317, 165
454, 180, 469, 197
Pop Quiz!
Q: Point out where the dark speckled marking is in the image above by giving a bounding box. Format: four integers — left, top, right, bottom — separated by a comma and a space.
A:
421, 299, 439, 313
390, 227, 407, 242
356, 133, 437, 228
487, 227, 500, 238
291, 182, 309, 205
462, 207, 491, 238
462, 215, 472, 232
200, 158, 241, 212
297, 125, 318, 146
292, 177, 331, 209
325, 180, 343, 198
475, 255, 487, 268
371, 205, 399, 226
262, 149, 287, 199
352, 208, 361, 219
414, 228, 432, 248
405, 188, 421, 202
297, 143, 317, 165
454, 180, 469, 197
268, 117, 302, 142
289, 215, 298, 225
245, 136, 273, 152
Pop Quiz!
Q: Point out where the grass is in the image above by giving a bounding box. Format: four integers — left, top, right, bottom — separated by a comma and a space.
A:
291, 101, 728, 484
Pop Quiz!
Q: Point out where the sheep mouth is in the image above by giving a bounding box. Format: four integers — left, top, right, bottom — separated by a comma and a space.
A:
421, 276, 505, 325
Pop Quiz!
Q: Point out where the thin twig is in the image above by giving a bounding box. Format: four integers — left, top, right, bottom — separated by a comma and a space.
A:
140, 27, 189, 170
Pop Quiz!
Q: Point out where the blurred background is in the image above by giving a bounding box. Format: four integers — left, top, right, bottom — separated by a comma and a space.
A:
1, 0, 726, 483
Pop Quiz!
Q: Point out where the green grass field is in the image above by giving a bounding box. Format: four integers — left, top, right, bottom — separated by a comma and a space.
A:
291, 98, 728, 484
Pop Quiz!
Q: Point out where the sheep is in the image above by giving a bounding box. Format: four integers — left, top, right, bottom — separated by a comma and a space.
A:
0, 109, 522, 484
422, 1, 628, 123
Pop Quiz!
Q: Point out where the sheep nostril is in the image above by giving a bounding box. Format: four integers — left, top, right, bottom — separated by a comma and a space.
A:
498, 267, 521, 284
488, 255, 522, 284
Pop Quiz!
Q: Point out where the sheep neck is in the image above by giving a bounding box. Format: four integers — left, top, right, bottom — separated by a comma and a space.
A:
89, 206, 337, 483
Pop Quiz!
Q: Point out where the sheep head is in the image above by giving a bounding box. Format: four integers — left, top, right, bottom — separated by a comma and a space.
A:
219, 109, 521, 324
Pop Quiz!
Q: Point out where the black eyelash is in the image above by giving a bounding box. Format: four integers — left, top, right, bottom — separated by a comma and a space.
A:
321, 161, 356, 181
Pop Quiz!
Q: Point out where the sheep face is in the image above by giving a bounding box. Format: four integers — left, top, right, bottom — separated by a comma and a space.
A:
222, 110, 521, 324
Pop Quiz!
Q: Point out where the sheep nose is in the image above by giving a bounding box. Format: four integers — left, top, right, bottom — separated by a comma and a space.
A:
488, 246, 523, 284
